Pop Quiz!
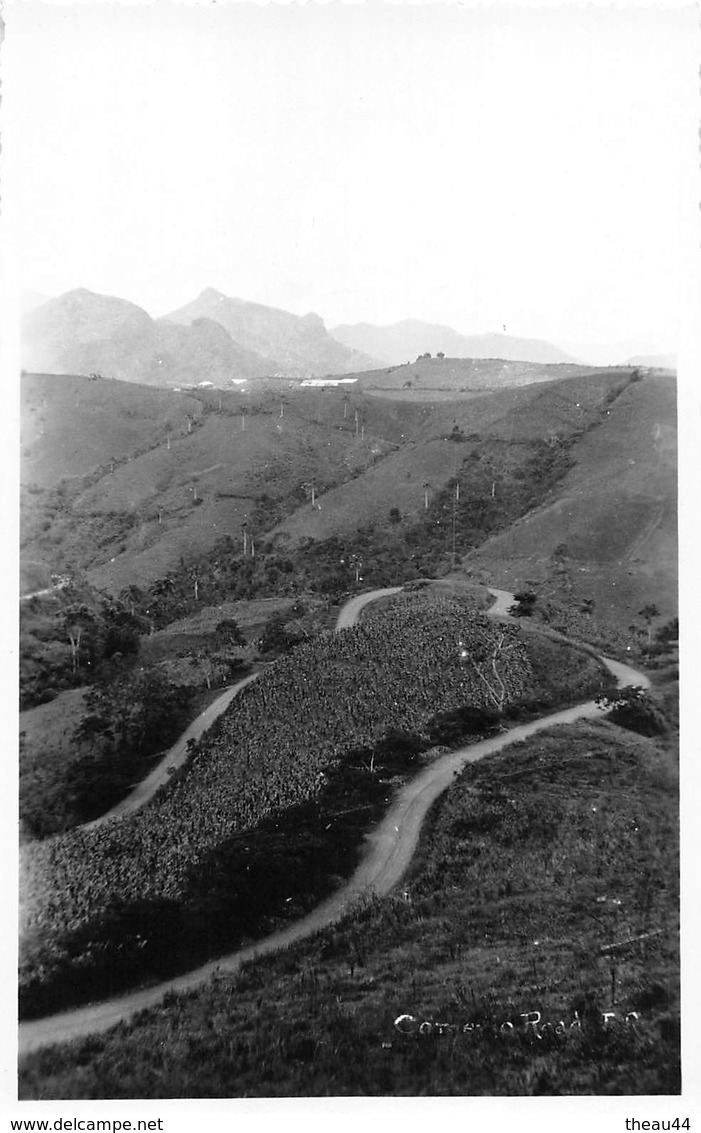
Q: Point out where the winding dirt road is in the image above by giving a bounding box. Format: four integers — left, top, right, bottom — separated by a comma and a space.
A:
18, 585, 648, 1056
84, 588, 404, 830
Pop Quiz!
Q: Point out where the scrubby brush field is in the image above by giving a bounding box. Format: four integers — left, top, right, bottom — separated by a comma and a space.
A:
19, 718, 678, 1098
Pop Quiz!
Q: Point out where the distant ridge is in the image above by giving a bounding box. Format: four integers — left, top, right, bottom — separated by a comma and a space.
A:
21, 289, 274, 386
624, 353, 676, 370
330, 318, 578, 367
164, 288, 379, 377
21, 287, 381, 385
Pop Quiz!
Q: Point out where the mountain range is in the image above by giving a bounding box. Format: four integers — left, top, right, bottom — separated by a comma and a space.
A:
21, 289, 378, 386
21, 289, 606, 388
165, 289, 376, 378
330, 319, 577, 367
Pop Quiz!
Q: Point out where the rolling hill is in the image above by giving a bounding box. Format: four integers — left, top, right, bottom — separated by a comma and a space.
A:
20, 372, 203, 488
330, 318, 577, 367
266, 368, 640, 549
164, 288, 379, 377
349, 355, 600, 396
20, 374, 399, 592
463, 371, 677, 624
624, 353, 677, 370
20, 363, 675, 639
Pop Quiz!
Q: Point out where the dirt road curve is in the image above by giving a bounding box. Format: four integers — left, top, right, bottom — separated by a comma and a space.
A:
82, 674, 261, 830
18, 585, 648, 1056
83, 588, 404, 830
485, 587, 515, 617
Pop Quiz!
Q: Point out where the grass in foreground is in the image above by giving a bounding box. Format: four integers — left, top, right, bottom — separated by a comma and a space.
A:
19, 717, 678, 1098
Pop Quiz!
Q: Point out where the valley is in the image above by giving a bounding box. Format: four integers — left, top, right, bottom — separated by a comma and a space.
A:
18, 356, 678, 1098
12, 2, 689, 1106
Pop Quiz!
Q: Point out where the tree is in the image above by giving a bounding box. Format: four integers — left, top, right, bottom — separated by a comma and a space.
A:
596, 686, 668, 737
510, 590, 537, 617
191, 565, 200, 601
118, 585, 145, 618
79, 669, 191, 754
64, 606, 98, 676
101, 601, 141, 659
389, 507, 402, 525
459, 625, 523, 712
655, 617, 678, 645
214, 618, 246, 648
259, 614, 302, 656
190, 646, 216, 690
639, 604, 660, 645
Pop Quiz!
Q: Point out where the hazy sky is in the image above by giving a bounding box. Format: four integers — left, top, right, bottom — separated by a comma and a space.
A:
4, 1, 698, 357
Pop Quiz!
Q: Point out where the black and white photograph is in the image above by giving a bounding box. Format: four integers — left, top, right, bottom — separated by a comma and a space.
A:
4, 0, 697, 1120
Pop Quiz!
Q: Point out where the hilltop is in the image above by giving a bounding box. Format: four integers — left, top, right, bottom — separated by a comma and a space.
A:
350, 355, 599, 397
624, 353, 676, 370
22, 289, 151, 372
331, 318, 577, 367
165, 288, 378, 377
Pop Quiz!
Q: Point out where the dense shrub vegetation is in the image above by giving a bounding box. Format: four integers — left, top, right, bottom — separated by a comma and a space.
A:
20, 599, 534, 1015
19, 598, 613, 1019
20, 721, 678, 1098
20, 584, 146, 709
596, 685, 671, 737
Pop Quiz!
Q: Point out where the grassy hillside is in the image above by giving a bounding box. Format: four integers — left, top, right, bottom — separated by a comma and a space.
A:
19, 688, 89, 839
20, 717, 678, 1098
20, 377, 396, 592
20, 367, 642, 595
20, 373, 203, 490
464, 372, 677, 629
353, 356, 613, 394
268, 369, 638, 550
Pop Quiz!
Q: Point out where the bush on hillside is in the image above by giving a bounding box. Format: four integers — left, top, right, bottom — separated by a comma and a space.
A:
596, 686, 669, 737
